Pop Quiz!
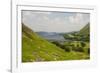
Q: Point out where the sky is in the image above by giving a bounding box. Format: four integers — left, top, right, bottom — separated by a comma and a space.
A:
22, 10, 90, 33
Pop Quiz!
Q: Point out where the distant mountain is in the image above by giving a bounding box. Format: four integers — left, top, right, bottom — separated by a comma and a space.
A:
79, 23, 90, 35
22, 23, 69, 62
36, 32, 65, 41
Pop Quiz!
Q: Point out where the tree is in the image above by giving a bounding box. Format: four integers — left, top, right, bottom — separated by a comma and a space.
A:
81, 42, 86, 47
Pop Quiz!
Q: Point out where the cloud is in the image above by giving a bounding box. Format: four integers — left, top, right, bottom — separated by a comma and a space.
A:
22, 11, 90, 32
69, 13, 86, 24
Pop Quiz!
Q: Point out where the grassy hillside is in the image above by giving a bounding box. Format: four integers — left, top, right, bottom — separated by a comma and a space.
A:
22, 23, 89, 62
22, 23, 67, 62
79, 23, 90, 35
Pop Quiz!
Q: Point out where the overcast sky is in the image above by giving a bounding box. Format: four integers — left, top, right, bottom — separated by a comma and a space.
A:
22, 10, 90, 33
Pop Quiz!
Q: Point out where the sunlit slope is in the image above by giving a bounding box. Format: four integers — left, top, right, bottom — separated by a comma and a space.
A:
80, 23, 90, 35
22, 23, 68, 62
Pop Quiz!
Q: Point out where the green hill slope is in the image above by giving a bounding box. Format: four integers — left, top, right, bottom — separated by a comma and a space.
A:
22, 23, 69, 62
79, 23, 90, 35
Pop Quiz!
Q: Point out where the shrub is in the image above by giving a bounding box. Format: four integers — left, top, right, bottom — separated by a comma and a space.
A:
76, 44, 80, 47
87, 48, 90, 54
80, 42, 86, 47
52, 41, 75, 52
63, 46, 71, 52
51, 41, 61, 47
73, 47, 84, 52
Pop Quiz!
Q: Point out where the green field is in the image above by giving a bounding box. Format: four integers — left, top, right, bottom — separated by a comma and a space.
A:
22, 23, 90, 62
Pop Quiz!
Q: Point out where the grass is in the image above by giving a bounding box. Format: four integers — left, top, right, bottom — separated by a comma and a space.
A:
22, 23, 90, 62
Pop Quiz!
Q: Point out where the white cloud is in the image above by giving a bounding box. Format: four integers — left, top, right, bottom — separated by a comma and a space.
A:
69, 13, 84, 24
22, 11, 90, 33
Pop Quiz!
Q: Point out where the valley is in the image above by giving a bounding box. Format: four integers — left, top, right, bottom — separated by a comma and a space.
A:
22, 23, 90, 62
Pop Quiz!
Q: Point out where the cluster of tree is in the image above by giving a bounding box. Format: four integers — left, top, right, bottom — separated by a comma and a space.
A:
63, 33, 89, 42
51, 41, 90, 54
